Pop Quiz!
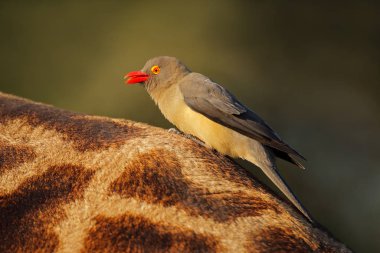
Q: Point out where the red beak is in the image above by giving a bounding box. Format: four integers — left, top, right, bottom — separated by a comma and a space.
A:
124, 71, 149, 84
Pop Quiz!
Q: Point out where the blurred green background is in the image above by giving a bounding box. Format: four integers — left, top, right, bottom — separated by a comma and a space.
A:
0, 1, 378, 252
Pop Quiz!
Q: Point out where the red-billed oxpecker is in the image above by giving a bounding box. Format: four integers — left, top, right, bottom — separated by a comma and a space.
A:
124, 56, 312, 222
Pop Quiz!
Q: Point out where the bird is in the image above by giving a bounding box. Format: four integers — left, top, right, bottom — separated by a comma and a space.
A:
124, 56, 312, 222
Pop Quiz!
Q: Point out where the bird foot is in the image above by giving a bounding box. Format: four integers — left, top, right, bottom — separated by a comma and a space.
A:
168, 128, 182, 135
168, 128, 208, 147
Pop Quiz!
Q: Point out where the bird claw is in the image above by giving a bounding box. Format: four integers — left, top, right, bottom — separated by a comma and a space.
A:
168, 128, 208, 148
168, 128, 182, 134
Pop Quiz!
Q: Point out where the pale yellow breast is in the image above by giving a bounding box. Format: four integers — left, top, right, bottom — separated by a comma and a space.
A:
150, 84, 253, 158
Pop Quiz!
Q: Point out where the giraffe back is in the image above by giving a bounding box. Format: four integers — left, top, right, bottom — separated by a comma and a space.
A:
0, 92, 350, 252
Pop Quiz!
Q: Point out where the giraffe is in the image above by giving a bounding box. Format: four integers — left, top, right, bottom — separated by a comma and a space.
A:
0, 92, 350, 252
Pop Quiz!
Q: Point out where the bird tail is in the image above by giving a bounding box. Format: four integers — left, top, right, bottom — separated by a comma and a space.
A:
246, 154, 313, 222
269, 148, 306, 170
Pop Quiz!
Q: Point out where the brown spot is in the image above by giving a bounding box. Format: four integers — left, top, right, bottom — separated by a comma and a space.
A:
0, 95, 145, 151
318, 240, 352, 253
0, 164, 94, 252
0, 142, 36, 174
253, 226, 314, 253
83, 214, 219, 253
109, 149, 281, 222
187, 141, 270, 191
308, 223, 353, 253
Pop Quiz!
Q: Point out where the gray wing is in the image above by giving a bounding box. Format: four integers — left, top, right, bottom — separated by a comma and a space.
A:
179, 73, 305, 163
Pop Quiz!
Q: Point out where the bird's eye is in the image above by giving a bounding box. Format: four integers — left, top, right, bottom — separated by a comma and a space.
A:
151, 65, 160, 75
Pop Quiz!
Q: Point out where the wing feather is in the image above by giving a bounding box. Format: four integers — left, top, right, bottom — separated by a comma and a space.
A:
179, 73, 305, 162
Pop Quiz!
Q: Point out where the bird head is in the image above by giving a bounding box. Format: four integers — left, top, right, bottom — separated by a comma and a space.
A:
124, 56, 190, 91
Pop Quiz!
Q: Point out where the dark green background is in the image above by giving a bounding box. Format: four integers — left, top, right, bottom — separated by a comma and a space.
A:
1, 1, 379, 252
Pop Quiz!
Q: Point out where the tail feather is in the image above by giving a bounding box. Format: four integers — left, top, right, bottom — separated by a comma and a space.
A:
290, 155, 306, 170
270, 148, 306, 170
247, 152, 312, 222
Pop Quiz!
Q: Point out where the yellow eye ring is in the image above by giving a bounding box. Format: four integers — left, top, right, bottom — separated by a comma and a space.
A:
151, 65, 160, 75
